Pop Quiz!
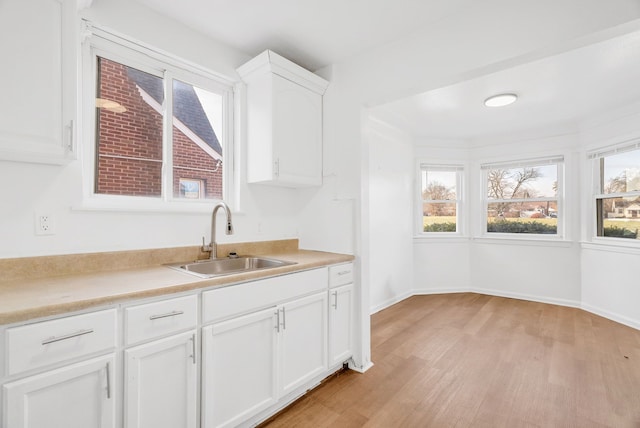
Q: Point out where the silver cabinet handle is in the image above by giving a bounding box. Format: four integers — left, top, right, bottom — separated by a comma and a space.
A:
149, 310, 184, 321
275, 310, 280, 333
106, 362, 111, 399
337, 270, 350, 276
281, 307, 286, 330
42, 328, 94, 345
67, 119, 74, 152
190, 333, 196, 365
333, 291, 338, 309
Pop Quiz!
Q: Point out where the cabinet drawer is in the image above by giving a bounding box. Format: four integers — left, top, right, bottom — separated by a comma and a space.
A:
6, 309, 117, 376
329, 263, 353, 288
202, 268, 328, 324
124, 294, 198, 345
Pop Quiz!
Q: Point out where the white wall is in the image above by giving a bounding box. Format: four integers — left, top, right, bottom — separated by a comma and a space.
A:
0, 0, 304, 258
467, 134, 583, 306
365, 117, 414, 313
412, 140, 472, 295
578, 104, 640, 329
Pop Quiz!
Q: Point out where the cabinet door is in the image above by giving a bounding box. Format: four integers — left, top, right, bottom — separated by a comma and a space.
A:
124, 331, 197, 428
329, 284, 354, 367
279, 291, 328, 396
0, 0, 75, 164
202, 307, 278, 428
3, 355, 115, 428
272, 74, 322, 187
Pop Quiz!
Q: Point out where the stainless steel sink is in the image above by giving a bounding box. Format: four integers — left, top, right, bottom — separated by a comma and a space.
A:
167, 256, 296, 278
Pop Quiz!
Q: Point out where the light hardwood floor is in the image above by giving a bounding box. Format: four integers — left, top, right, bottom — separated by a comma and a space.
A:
260, 293, 640, 427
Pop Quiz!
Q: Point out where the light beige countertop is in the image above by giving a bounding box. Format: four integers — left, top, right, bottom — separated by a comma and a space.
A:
0, 241, 354, 325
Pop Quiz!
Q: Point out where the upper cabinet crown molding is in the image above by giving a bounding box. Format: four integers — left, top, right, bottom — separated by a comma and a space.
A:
76, 0, 94, 11
237, 50, 329, 96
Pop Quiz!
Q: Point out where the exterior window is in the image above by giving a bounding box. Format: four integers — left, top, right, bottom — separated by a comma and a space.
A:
420, 165, 463, 234
593, 145, 640, 240
179, 178, 205, 199
86, 27, 233, 206
482, 157, 563, 235
96, 58, 164, 197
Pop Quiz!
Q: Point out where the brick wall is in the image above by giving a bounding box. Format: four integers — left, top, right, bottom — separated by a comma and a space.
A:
96, 58, 223, 199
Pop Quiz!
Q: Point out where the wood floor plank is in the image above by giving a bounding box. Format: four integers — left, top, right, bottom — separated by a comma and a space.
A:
260, 293, 640, 428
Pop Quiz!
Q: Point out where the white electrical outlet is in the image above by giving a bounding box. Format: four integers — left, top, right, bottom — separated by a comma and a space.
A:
35, 214, 55, 235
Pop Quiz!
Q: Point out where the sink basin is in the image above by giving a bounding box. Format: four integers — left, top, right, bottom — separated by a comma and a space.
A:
167, 256, 296, 278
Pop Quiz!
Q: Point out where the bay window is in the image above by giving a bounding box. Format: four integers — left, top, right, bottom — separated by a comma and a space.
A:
590, 142, 640, 240
482, 157, 563, 236
419, 164, 464, 234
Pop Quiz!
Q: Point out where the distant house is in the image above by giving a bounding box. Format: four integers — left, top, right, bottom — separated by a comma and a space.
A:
624, 203, 640, 218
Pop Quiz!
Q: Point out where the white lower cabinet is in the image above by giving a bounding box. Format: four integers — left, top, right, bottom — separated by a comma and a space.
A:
3, 354, 116, 428
328, 284, 354, 367
279, 292, 328, 396
202, 307, 279, 428
124, 330, 198, 428
1, 263, 350, 428
202, 291, 328, 428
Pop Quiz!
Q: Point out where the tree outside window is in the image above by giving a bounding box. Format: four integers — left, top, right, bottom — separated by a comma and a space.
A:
483, 159, 562, 235
420, 166, 463, 233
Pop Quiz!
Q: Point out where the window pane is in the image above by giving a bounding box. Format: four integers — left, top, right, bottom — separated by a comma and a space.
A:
487, 164, 557, 199
172, 80, 224, 200
423, 202, 457, 232
603, 149, 640, 194
422, 170, 456, 200
95, 57, 163, 197
596, 196, 640, 239
487, 201, 557, 234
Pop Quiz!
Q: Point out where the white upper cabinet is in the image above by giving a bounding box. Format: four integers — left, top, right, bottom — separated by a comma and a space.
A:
237, 50, 329, 187
0, 0, 78, 164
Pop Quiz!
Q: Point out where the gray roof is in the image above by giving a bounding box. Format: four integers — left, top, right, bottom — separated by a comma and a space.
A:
127, 67, 222, 155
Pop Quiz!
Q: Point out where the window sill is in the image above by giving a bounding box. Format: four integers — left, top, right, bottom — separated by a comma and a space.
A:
581, 239, 640, 255
413, 235, 470, 243
73, 195, 238, 215
472, 235, 574, 248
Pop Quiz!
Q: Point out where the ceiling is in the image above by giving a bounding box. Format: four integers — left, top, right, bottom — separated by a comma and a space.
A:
133, 0, 477, 71
132, 0, 640, 141
371, 30, 640, 140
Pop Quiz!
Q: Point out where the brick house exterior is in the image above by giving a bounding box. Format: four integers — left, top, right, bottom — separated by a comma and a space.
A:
96, 58, 223, 199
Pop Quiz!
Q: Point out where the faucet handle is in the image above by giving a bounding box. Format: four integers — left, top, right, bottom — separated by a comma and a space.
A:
201, 236, 212, 252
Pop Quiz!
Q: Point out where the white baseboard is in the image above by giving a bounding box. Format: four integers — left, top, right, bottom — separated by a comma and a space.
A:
348, 360, 374, 373
581, 303, 640, 331
369, 290, 413, 314
371, 288, 639, 331
469, 286, 581, 309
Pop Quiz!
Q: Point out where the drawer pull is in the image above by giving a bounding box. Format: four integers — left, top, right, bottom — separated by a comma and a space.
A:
337, 270, 351, 276
149, 310, 184, 321
41, 328, 94, 345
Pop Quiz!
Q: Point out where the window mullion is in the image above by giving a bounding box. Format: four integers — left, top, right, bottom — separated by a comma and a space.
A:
162, 71, 173, 202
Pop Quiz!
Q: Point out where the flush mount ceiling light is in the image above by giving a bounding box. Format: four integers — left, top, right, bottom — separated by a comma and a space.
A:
484, 93, 518, 107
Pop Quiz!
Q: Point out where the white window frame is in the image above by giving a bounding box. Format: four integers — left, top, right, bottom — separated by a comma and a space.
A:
480, 156, 564, 240
416, 162, 465, 237
588, 139, 640, 245
78, 22, 235, 213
